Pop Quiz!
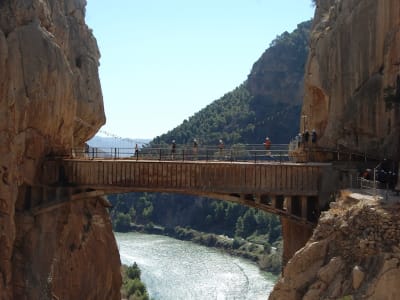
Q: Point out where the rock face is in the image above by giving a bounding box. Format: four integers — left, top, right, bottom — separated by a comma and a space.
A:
302, 0, 400, 160
270, 191, 400, 299
0, 1, 121, 299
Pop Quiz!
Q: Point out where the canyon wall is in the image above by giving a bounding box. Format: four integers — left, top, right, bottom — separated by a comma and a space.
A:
301, 0, 400, 160
0, 1, 121, 299
270, 0, 400, 299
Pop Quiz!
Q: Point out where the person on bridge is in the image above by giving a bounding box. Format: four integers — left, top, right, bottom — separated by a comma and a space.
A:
171, 140, 176, 160
134, 143, 139, 159
311, 129, 317, 145
296, 133, 302, 148
218, 139, 224, 157
193, 138, 198, 159
303, 130, 310, 146
264, 137, 271, 155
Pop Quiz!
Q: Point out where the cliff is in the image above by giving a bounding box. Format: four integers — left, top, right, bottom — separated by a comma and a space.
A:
270, 0, 400, 298
270, 191, 400, 299
0, 1, 121, 299
301, 0, 400, 160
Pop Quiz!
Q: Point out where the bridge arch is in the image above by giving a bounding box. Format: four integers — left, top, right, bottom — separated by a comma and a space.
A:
37, 158, 333, 266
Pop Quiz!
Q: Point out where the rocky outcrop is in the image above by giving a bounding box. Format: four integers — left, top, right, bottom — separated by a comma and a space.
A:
248, 20, 312, 107
0, 1, 121, 299
302, 0, 400, 160
270, 191, 400, 299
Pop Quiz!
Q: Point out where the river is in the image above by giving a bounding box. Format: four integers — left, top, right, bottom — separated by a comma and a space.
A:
115, 232, 276, 300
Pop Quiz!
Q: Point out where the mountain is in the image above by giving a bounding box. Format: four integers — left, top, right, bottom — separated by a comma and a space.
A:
151, 20, 312, 146
109, 20, 313, 275
88, 135, 150, 149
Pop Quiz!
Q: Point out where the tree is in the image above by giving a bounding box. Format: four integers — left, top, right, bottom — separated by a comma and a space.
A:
126, 262, 141, 280
235, 216, 244, 237
113, 213, 131, 232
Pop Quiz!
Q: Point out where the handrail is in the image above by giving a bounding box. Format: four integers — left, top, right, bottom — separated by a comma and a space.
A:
62, 142, 385, 164
72, 144, 293, 163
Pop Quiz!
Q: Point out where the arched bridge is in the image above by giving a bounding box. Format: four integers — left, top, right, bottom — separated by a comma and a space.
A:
25, 142, 383, 269
40, 158, 332, 225
34, 144, 343, 266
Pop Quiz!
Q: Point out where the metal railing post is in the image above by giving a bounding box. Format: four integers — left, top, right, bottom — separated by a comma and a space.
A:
182, 149, 185, 161
159, 149, 162, 161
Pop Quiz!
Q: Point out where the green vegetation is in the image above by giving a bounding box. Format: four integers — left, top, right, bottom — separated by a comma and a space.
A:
111, 20, 313, 276
110, 192, 282, 274
151, 20, 312, 146
121, 263, 149, 300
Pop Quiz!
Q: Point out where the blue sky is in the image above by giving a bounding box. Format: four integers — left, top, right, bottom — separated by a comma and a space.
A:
86, 0, 315, 140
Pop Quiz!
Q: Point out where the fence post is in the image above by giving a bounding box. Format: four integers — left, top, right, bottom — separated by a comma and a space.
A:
159, 149, 162, 161
182, 149, 185, 161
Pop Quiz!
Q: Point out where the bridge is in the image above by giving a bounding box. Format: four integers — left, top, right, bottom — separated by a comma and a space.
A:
31, 144, 343, 266
42, 159, 329, 223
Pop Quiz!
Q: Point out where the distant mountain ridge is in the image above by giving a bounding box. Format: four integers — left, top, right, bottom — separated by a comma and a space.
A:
151, 20, 312, 146
88, 135, 150, 149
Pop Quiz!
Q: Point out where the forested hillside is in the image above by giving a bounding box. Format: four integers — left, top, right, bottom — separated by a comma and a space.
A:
110, 20, 312, 274
152, 20, 312, 146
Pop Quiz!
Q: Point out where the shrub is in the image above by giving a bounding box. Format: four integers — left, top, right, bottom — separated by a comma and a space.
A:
126, 262, 141, 280
114, 213, 131, 232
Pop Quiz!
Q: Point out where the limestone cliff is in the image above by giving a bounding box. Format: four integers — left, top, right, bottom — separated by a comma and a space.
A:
0, 1, 121, 299
302, 0, 400, 160
270, 1, 400, 299
270, 191, 400, 299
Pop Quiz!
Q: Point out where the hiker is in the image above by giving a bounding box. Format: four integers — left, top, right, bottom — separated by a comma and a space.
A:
134, 143, 139, 159
303, 130, 310, 145
311, 129, 317, 145
296, 133, 302, 148
264, 137, 272, 156
171, 140, 176, 159
218, 139, 224, 156
264, 137, 271, 150
193, 138, 198, 159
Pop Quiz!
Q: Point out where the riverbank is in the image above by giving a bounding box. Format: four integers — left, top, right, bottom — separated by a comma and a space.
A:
116, 232, 277, 299
125, 223, 282, 275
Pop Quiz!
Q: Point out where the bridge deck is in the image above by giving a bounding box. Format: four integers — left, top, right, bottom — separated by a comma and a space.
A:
43, 159, 328, 196
38, 159, 333, 225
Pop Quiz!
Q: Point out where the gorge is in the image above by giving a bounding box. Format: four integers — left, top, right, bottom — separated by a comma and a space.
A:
1, 0, 400, 299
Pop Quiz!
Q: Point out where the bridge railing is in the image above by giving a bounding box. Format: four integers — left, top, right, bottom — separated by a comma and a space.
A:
73, 144, 298, 163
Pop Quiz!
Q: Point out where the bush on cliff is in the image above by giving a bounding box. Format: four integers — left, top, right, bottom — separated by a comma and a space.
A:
114, 212, 131, 232
121, 263, 149, 300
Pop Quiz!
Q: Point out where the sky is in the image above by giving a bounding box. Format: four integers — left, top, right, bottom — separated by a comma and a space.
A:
85, 0, 315, 140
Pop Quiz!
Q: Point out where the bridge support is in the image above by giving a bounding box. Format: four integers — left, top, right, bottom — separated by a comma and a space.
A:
281, 217, 314, 269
